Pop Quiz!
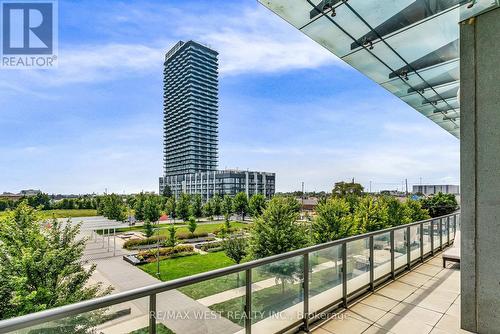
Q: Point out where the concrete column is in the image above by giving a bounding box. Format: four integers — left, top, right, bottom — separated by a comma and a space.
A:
263, 172, 267, 197
460, 8, 500, 333
245, 171, 249, 197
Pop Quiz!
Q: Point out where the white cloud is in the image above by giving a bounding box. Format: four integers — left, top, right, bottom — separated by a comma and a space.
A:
200, 8, 340, 75
1, 3, 341, 89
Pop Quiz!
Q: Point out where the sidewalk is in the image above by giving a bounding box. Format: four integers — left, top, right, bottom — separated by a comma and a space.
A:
90, 256, 242, 334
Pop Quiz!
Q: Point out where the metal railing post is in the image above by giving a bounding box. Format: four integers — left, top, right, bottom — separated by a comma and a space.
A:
113, 228, 116, 257
369, 236, 374, 291
430, 221, 434, 255
439, 219, 443, 250
406, 226, 411, 269
454, 214, 458, 240
302, 253, 309, 331
447, 217, 450, 246
0, 213, 461, 334
342, 243, 347, 308
420, 222, 424, 262
390, 231, 395, 279
245, 269, 252, 334
149, 294, 156, 334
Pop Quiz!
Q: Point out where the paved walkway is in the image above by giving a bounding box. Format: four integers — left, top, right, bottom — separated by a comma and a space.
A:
90, 256, 242, 334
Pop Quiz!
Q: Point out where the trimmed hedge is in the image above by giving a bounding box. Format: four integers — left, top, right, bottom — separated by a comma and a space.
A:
123, 232, 210, 249
124, 236, 165, 249
200, 241, 225, 252
177, 231, 209, 240
136, 245, 195, 263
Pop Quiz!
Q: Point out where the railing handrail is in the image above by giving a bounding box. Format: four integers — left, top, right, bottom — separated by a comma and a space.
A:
0, 211, 459, 333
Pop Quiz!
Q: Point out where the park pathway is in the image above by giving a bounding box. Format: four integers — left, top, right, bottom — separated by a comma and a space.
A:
90, 255, 242, 334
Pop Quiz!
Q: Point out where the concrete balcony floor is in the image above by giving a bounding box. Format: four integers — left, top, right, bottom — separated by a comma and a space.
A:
311, 255, 470, 334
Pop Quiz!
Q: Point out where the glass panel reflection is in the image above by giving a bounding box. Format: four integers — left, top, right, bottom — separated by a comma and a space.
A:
423, 221, 432, 254
432, 220, 441, 250
409, 225, 421, 261
373, 232, 392, 280
309, 245, 343, 313
394, 228, 407, 269
192, 271, 246, 332
346, 238, 370, 294
251, 256, 304, 332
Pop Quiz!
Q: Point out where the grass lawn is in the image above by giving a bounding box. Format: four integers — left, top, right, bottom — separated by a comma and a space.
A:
0, 209, 98, 219
129, 324, 174, 334
139, 251, 236, 281
139, 250, 275, 300
116, 221, 250, 236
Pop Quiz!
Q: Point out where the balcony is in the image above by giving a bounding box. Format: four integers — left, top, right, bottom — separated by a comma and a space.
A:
0, 213, 459, 334
311, 251, 462, 334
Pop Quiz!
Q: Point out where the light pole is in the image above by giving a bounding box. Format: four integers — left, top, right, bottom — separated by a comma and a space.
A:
156, 223, 161, 278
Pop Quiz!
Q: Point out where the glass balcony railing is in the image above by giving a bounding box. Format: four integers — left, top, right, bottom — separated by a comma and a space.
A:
0, 212, 459, 334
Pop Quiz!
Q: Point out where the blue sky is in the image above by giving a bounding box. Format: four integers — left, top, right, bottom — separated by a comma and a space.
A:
0, 0, 459, 194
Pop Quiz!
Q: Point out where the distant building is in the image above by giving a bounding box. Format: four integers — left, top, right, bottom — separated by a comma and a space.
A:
162, 41, 218, 177
298, 197, 319, 211
20, 189, 41, 196
0, 192, 23, 201
412, 185, 460, 196
159, 41, 275, 200
160, 170, 275, 201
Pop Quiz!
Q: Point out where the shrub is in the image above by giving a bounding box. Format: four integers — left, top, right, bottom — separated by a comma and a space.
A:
136, 245, 194, 263
123, 235, 166, 249
176, 231, 208, 240
200, 241, 225, 252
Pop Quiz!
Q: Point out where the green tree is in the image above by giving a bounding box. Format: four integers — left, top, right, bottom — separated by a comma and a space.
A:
162, 185, 173, 199
249, 196, 308, 258
187, 216, 198, 237
191, 194, 203, 221
233, 192, 249, 221
312, 197, 357, 243
249, 194, 267, 218
222, 195, 233, 222
176, 193, 191, 222
0, 198, 13, 211
224, 237, 247, 265
382, 196, 412, 227
143, 219, 154, 238
224, 236, 247, 286
203, 200, 214, 220
421, 193, 458, 217
143, 196, 161, 224
405, 198, 430, 221
332, 181, 364, 197
166, 224, 177, 247
0, 202, 112, 320
102, 194, 126, 221
165, 197, 176, 222
249, 197, 308, 293
25, 192, 51, 210
355, 196, 389, 233
212, 195, 222, 220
